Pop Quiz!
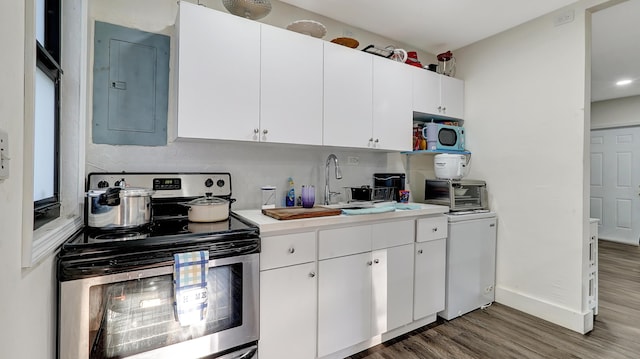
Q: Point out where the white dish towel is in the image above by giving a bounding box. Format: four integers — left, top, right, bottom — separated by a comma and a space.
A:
173, 250, 209, 326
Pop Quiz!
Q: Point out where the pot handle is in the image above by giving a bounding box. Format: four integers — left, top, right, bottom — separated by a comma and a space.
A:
98, 187, 121, 206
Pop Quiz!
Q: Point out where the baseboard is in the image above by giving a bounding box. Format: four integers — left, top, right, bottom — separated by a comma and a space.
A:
496, 286, 593, 334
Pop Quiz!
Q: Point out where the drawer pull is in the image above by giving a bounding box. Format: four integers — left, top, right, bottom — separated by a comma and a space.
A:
417, 249, 423, 254
374, 259, 379, 264
367, 261, 373, 266
309, 272, 316, 278
288, 247, 295, 254
432, 227, 438, 232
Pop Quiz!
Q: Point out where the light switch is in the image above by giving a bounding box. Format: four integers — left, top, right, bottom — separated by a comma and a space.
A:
0, 129, 9, 180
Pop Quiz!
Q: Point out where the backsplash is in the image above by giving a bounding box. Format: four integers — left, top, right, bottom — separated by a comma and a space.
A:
87, 140, 403, 209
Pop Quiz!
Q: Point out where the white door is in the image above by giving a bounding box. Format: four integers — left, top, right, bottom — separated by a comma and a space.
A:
323, 42, 373, 149
260, 25, 323, 145
318, 252, 372, 357
259, 262, 317, 359
591, 127, 640, 245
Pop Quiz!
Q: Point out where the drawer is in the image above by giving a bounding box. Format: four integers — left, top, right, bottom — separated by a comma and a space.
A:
372, 219, 414, 250
261, 232, 316, 270
416, 215, 448, 242
319, 225, 372, 260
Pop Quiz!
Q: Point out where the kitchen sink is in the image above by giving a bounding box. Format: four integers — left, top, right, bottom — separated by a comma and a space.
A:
325, 201, 394, 210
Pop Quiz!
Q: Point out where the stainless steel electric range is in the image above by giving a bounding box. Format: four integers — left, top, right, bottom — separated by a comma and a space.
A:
57, 172, 260, 359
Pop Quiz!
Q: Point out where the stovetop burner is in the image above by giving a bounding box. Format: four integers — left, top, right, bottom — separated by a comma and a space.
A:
90, 231, 149, 242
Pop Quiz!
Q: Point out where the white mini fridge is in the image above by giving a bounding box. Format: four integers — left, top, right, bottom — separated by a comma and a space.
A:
438, 211, 497, 320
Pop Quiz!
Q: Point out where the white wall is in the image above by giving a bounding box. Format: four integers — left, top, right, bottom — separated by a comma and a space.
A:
592, 95, 640, 129
86, 0, 419, 208
0, 1, 58, 358
455, 0, 608, 332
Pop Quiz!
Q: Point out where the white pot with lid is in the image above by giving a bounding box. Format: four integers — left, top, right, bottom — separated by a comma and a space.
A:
434, 153, 470, 180
183, 194, 230, 222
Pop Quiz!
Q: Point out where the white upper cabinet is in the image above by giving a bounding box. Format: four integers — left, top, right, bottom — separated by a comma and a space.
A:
412, 67, 465, 120
323, 42, 373, 149
372, 57, 413, 151
176, 2, 260, 141
260, 25, 323, 145
412, 67, 441, 116
440, 75, 464, 119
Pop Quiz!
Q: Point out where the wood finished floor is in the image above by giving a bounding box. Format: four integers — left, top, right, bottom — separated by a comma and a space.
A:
349, 240, 640, 359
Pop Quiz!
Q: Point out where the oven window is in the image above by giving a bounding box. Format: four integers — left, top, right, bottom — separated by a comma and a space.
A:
87, 264, 243, 358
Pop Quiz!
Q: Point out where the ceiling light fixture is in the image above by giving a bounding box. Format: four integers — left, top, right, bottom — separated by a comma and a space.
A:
616, 79, 633, 86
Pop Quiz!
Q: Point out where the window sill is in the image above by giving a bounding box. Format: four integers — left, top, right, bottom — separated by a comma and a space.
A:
26, 215, 83, 268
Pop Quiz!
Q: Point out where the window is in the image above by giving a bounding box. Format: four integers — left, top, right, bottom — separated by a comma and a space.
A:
33, 0, 61, 230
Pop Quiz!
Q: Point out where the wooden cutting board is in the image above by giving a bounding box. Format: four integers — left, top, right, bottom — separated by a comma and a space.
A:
262, 206, 342, 220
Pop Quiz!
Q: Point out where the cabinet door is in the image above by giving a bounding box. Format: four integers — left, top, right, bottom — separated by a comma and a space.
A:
371, 244, 415, 336
318, 253, 372, 357
414, 238, 446, 320
372, 57, 413, 151
412, 66, 441, 116
440, 75, 464, 119
323, 42, 373, 149
259, 262, 317, 359
176, 3, 260, 141
260, 25, 323, 145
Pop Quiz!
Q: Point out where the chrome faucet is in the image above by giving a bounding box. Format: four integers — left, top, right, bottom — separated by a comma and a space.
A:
324, 154, 343, 205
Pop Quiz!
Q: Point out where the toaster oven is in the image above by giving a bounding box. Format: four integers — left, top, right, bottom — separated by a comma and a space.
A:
424, 179, 487, 211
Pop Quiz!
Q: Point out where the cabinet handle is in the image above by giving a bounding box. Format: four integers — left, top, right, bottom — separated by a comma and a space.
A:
263, 129, 269, 135
442, 107, 446, 113
288, 247, 295, 254
253, 128, 259, 134
309, 272, 316, 278
367, 260, 373, 266
374, 259, 379, 264
418, 249, 423, 254
374, 138, 379, 143
432, 227, 438, 232
437, 106, 442, 112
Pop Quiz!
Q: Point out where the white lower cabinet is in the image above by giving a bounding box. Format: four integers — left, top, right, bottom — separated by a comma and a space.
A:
259, 262, 317, 359
318, 252, 372, 357
372, 243, 415, 335
318, 220, 415, 357
413, 238, 446, 320
259, 232, 317, 359
258, 216, 447, 358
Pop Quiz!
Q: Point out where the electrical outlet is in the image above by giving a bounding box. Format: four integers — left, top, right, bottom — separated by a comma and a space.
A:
0, 129, 9, 180
347, 156, 359, 166
554, 9, 574, 27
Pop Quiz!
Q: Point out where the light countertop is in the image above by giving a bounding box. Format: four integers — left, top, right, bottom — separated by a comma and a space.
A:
234, 203, 449, 235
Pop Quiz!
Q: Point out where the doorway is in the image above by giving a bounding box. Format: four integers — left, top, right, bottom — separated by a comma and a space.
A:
590, 126, 640, 245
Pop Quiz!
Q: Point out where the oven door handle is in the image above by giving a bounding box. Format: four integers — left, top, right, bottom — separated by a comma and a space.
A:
217, 344, 257, 359
214, 242, 260, 258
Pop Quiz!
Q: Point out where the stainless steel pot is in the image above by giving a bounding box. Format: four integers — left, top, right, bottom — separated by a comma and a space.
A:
87, 187, 154, 228
184, 194, 229, 222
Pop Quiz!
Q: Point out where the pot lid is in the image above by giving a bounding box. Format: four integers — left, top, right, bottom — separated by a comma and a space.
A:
88, 187, 154, 197
188, 195, 227, 206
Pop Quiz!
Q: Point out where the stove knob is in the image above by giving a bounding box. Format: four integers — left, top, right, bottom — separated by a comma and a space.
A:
205, 178, 214, 188
97, 180, 109, 188
217, 179, 225, 188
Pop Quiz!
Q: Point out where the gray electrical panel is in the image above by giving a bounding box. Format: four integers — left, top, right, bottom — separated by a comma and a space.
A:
93, 21, 170, 146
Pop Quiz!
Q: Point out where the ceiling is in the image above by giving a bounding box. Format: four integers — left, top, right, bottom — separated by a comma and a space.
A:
278, 0, 640, 102
591, 0, 640, 101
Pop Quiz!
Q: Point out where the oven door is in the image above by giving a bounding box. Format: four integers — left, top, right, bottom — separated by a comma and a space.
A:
59, 253, 259, 359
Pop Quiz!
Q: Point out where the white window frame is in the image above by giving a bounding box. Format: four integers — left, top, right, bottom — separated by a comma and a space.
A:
22, 0, 87, 267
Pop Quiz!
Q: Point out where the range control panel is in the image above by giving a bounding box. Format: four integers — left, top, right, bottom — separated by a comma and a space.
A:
88, 172, 232, 198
